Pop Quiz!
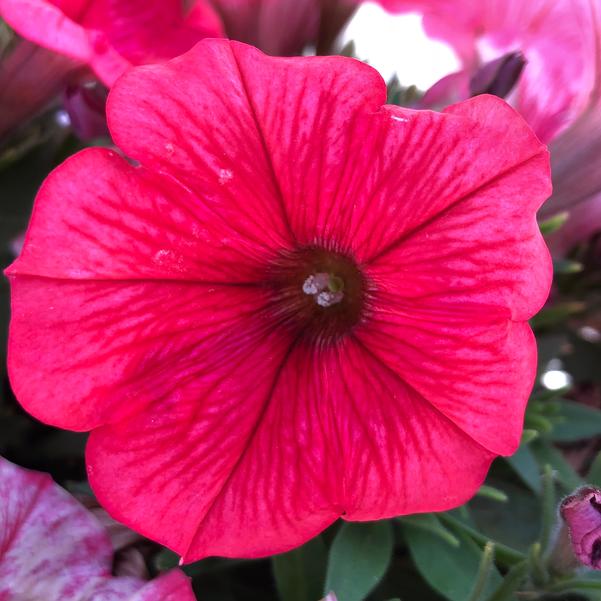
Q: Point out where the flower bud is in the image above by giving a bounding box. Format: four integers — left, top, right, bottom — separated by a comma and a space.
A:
63, 82, 110, 141
560, 486, 601, 569
469, 51, 526, 99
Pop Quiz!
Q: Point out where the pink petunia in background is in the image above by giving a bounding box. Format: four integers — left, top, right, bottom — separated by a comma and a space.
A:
0, 0, 223, 86
0, 456, 195, 600
0, 0, 223, 139
376, 0, 601, 253
6, 40, 552, 561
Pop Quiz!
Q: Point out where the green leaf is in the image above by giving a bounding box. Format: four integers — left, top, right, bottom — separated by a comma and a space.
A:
588, 451, 601, 486
273, 536, 327, 601
538, 212, 568, 235
467, 481, 540, 556
483, 560, 529, 601
438, 513, 525, 568
530, 302, 585, 329
505, 445, 541, 493
402, 519, 502, 601
477, 485, 508, 503
530, 440, 582, 491
324, 521, 393, 601
398, 514, 460, 547
551, 400, 601, 442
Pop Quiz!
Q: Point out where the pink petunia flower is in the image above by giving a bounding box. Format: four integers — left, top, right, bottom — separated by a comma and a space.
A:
205, 0, 357, 55
561, 486, 601, 570
6, 40, 552, 561
0, 456, 195, 600
379, 0, 597, 143
0, 0, 224, 87
377, 0, 601, 252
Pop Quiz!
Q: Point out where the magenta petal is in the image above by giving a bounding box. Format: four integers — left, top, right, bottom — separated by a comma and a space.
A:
86, 326, 295, 558
208, 0, 320, 55
356, 304, 536, 455
0, 39, 81, 138
93, 337, 493, 562
0, 0, 223, 87
7, 278, 280, 431
367, 96, 552, 321
0, 0, 91, 62
8, 147, 286, 283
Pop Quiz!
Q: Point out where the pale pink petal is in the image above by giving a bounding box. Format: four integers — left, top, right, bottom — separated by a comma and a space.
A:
0, 456, 112, 599
0, 457, 194, 600
378, 0, 598, 142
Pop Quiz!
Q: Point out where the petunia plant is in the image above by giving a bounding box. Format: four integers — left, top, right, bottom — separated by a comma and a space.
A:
0, 1, 601, 601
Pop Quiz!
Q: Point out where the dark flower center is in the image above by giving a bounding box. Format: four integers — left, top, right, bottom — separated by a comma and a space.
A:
266, 247, 367, 344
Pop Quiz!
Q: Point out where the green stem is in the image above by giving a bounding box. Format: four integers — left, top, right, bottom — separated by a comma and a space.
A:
438, 514, 525, 567
467, 543, 495, 601
484, 560, 530, 601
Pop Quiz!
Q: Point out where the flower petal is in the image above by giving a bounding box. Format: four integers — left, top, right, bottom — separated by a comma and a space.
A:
80, 0, 223, 70
0, 456, 112, 599
106, 39, 386, 252
86, 328, 296, 557
7, 277, 280, 431
0, 457, 195, 600
356, 302, 536, 455
8, 147, 287, 282
88, 337, 493, 561
379, 0, 598, 142
366, 96, 552, 321
113, 43, 547, 268
0, 0, 91, 62
207, 0, 320, 55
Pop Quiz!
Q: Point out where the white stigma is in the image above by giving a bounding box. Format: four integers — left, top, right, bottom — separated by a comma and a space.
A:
302, 273, 344, 307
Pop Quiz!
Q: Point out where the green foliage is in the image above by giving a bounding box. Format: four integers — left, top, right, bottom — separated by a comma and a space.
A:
402, 516, 502, 601
324, 522, 393, 601
273, 536, 327, 601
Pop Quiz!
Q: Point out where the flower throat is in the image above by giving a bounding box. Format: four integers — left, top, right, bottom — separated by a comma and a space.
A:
266, 247, 366, 344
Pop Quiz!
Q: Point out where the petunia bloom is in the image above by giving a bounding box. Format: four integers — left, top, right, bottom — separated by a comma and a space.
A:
377, 0, 601, 252
0, 0, 223, 87
378, 0, 597, 143
0, 456, 195, 600
560, 486, 601, 570
6, 40, 552, 561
